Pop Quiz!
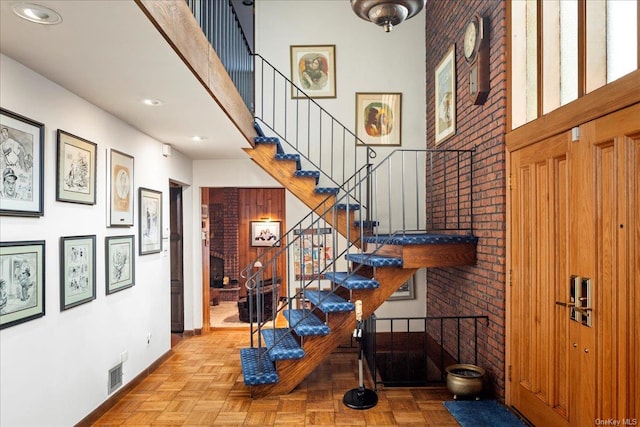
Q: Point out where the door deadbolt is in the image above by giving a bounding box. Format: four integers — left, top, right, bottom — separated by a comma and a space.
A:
562, 275, 593, 326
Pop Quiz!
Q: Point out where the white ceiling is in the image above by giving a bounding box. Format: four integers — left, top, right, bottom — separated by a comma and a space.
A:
0, 0, 251, 160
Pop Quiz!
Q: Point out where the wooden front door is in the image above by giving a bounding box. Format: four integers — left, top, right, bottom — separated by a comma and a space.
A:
509, 104, 639, 426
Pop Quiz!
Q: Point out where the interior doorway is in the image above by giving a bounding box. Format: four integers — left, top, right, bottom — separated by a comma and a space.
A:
201, 187, 286, 329
170, 183, 185, 335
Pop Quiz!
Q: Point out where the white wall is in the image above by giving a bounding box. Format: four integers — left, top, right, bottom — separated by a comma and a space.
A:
0, 54, 193, 427
255, 0, 428, 318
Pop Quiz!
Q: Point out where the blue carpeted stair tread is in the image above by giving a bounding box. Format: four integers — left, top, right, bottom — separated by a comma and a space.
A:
346, 253, 403, 267
363, 233, 478, 245
262, 328, 305, 361
240, 347, 279, 386
335, 203, 361, 211
254, 136, 284, 154
294, 170, 320, 184
315, 187, 339, 195
325, 271, 379, 290
275, 153, 302, 170
283, 309, 331, 336
253, 121, 265, 137
305, 290, 355, 313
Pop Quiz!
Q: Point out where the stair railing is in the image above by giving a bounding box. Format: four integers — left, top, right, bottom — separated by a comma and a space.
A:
363, 314, 489, 388
240, 163, 373, 349
253, 54, 377, 195
241, 147, 474, 372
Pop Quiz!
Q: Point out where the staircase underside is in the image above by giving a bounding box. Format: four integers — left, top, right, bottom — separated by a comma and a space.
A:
365, 234, 477, 268
244, 234, 478, 398
248, 266, 416, 398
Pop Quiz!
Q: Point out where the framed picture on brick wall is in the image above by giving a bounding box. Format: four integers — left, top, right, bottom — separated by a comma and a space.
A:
435, 44, 456, 145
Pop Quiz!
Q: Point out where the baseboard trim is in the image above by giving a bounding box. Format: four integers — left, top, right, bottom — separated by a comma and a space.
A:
75, 348, 174, 426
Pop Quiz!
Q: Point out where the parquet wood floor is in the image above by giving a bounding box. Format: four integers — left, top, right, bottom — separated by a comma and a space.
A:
92, 329, 460, 426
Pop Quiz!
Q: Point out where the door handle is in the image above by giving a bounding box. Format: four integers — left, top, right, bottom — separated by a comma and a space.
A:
555, 301, 575, 307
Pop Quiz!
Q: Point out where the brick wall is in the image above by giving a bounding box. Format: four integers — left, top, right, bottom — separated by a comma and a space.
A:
425, 0, 507, 398
208, 188, 240, 281
223, 188, 240, 280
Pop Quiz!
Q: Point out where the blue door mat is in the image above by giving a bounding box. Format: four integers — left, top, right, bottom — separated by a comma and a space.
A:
443, 400, 528, 427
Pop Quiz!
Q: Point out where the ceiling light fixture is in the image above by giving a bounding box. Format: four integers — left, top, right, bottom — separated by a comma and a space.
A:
191, 136, 207, 142
12, 2, 62, 25
350, 0, 425, 32
141, 98, 163, 107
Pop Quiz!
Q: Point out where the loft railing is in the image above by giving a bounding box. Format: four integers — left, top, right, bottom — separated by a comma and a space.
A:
363, 315, 489, 388
186, 0, 254, 111
240, 148, 474, 371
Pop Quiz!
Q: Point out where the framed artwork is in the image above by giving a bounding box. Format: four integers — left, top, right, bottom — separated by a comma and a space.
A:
105, 235, 135, 294
60, 235, 96, 311
251, 221, 281, 247
356, 92, 402, 146
293, 227, 333, 280
108, 149, 134, 227
138, 187, 162, 255
388, 274, 415, 301
0, 240, 45, 329
290, 45, 336, 99
0, 108, 45, 217
434, 44, 456, 145
56, 130, 97, 205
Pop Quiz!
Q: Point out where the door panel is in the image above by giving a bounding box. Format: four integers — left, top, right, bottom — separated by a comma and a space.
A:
510, 133, 571, 427
589, 105, 640, 420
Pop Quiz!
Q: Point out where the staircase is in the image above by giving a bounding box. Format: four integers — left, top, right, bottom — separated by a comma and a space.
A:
175, 2, 479, 400
240, 125, 477, 398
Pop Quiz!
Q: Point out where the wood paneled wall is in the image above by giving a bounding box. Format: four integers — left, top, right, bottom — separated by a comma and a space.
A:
207, 188, 286, 298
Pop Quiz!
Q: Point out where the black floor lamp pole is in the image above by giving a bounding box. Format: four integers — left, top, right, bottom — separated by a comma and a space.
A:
343, 300, 378, 410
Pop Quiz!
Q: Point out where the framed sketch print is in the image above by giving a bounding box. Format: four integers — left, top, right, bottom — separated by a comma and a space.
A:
56, 130, 97, 204
60, 235, 96, 311
0, 108, 44, 217
105, 235, 135, 294
290, 45, 336, 99
108, 149, 134, 226
0, 240, 45, 329
356, 92, 402, 146
434, 44, 456, 145
388, 274, 415, 301
138, 187, 162, 255
251, 221, 281, 247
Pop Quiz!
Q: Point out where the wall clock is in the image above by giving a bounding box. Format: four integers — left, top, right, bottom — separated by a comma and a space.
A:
463, 14, 490, 105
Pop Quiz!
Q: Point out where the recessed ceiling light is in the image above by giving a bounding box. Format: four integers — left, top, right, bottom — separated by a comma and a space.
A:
192, 136, 207, 142
141, 98, 163, 106
12, 2, 62, 25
